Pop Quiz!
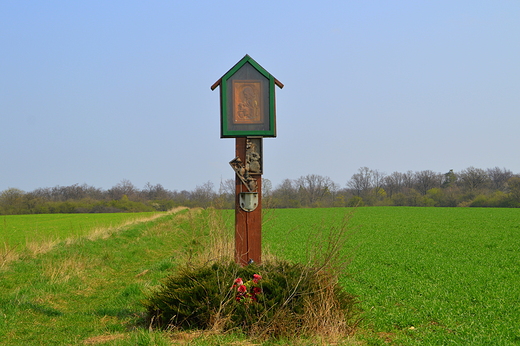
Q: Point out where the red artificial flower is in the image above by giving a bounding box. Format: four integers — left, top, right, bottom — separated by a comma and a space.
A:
232, 275, 263, 303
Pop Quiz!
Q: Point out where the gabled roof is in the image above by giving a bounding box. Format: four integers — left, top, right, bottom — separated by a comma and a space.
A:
211, 54, 284, 90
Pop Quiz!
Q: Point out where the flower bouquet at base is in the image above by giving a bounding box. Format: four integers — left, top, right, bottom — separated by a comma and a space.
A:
231, 274, 262, 303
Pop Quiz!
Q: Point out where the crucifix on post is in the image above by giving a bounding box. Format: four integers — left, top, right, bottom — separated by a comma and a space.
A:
211, 54, 283, 266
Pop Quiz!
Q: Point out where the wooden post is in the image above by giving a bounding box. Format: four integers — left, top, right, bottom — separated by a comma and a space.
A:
212, 56, 282, 266
235, 138, 262, 266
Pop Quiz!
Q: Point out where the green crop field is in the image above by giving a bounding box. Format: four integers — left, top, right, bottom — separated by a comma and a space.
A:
265, 207, 520, 345
1, 212, 165, 246
1, 207, 519, 345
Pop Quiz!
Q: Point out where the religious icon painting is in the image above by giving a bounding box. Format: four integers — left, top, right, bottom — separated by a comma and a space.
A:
233, 81, 263, 124
212, 55, 283, 138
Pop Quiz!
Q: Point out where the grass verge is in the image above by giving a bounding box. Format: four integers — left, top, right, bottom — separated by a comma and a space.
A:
0, 211, 173, 269
0, 208, 194, 345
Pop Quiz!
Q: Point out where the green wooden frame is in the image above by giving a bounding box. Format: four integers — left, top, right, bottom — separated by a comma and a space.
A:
211, 55, 283, 138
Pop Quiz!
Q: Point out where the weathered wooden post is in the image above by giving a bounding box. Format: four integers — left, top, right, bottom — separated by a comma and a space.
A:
211, 55, 283, 266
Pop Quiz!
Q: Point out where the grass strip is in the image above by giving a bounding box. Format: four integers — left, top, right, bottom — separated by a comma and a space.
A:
0, 208, 198, 345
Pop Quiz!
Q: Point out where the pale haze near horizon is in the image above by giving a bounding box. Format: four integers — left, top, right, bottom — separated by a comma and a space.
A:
1, 1, 519, 193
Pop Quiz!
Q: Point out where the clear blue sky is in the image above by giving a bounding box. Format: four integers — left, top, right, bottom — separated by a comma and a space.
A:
1, 1, 519, 193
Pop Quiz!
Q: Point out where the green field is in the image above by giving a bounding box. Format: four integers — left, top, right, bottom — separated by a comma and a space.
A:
1, 212, 165, 246
1, 207, 519, 345
265, 207, 520, 345
1, 209, 197, 345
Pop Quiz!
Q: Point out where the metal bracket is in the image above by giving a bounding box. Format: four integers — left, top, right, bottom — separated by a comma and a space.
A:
239, 192, 258, 212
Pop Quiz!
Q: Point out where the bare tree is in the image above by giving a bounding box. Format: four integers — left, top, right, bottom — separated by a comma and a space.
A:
217, 178, 235, 208
142, 183, 171, 200
30, 187, 53, 200
383, 172, 406, 197
31, 184, 104, 201
108, 179, 138, 200
272, 178, 299, 208
171, 190, 190, 206
458, 167, 490, 192
218, 179, 235, 196
371, 169, 387, 197
0, 188, 25, 214
191, 181, 216, 208
347, 167, 373, 197
296, 174, 336, 206
414, 170, 442, 195
262, 178, 273, 198
402, 170, 416, 189
487, 167, 513, 191
506, 176, 520, 205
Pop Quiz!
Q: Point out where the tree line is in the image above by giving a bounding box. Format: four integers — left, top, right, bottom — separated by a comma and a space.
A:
1, 166, 520, 215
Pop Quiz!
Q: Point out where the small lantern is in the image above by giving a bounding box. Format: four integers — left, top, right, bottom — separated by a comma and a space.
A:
211, 55, 283, 138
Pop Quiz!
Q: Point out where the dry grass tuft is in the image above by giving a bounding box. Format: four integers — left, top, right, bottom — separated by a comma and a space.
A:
200, 207, 234, 264
0, 242, 20, 268
25, 238, 60, 257
82, 333, 128, 344
301, 272, 360, 340
168, 207, 234, 267
42, 254, 89, 284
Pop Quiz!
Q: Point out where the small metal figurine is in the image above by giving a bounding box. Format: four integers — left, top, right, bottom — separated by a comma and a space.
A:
246, 139, 261, 174
229, 157, 257, 192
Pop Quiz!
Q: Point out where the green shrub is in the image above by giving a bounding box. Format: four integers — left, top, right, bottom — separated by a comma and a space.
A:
470, 194, 490, 207
347, 196, 364, 207
144, 260, 359, 340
